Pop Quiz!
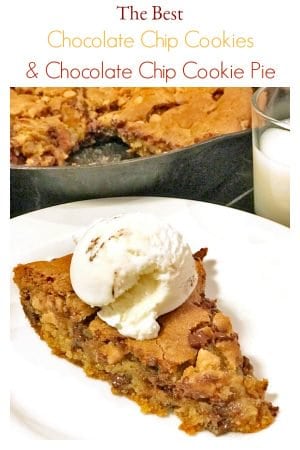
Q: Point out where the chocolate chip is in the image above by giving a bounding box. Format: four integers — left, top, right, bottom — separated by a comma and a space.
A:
269, 404, 279, 417
193, 248, 208, 261
111, 374, 130, 389
193, 295, 218, 312
212, 88, 224, 101
86, 236, 101, 261
189, 327, 213, 349
81, 311, 99, 326
108, 228, 126, 241
241, 356, 253, 375
23, 289, 31, 301
146, 102, 179, 122
188, 322, 238, 350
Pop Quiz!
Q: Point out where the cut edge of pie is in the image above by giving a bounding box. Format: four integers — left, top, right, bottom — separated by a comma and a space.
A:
13, 249, 278, 436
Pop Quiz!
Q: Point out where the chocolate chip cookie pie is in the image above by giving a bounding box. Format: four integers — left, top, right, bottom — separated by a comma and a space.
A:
10, 87, 252, 166
13, 248, 278, 435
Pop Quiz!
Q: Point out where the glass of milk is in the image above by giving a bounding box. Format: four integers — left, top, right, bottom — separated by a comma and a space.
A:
252, 87, 290, 226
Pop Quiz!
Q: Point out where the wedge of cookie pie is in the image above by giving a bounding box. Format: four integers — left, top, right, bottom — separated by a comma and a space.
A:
14, 247, 277, 435
10, 87, 252, 165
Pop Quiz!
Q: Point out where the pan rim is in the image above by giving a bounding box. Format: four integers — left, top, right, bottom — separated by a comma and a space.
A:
10, 129, 251, 171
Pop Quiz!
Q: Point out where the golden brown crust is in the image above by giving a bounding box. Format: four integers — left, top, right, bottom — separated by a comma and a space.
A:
98, 87, 252, 156
13, 250, 277, 435
10, 87, 252, 166
10, 88, 87, 166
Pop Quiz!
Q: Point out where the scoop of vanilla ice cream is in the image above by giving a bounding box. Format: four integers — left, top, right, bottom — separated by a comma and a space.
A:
70, 213, 198, 340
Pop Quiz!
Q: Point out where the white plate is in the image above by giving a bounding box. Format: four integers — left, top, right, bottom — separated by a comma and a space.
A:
10, 197, 293, 446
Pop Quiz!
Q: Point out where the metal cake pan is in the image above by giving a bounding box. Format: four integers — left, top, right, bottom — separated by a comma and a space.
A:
10, 130, 252, 216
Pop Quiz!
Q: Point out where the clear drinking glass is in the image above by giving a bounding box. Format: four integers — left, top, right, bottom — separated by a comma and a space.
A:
252, 87, 290, 226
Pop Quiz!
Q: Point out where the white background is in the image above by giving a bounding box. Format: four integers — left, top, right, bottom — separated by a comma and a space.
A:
1, 0, 299, 445
2, 0, 295, 87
